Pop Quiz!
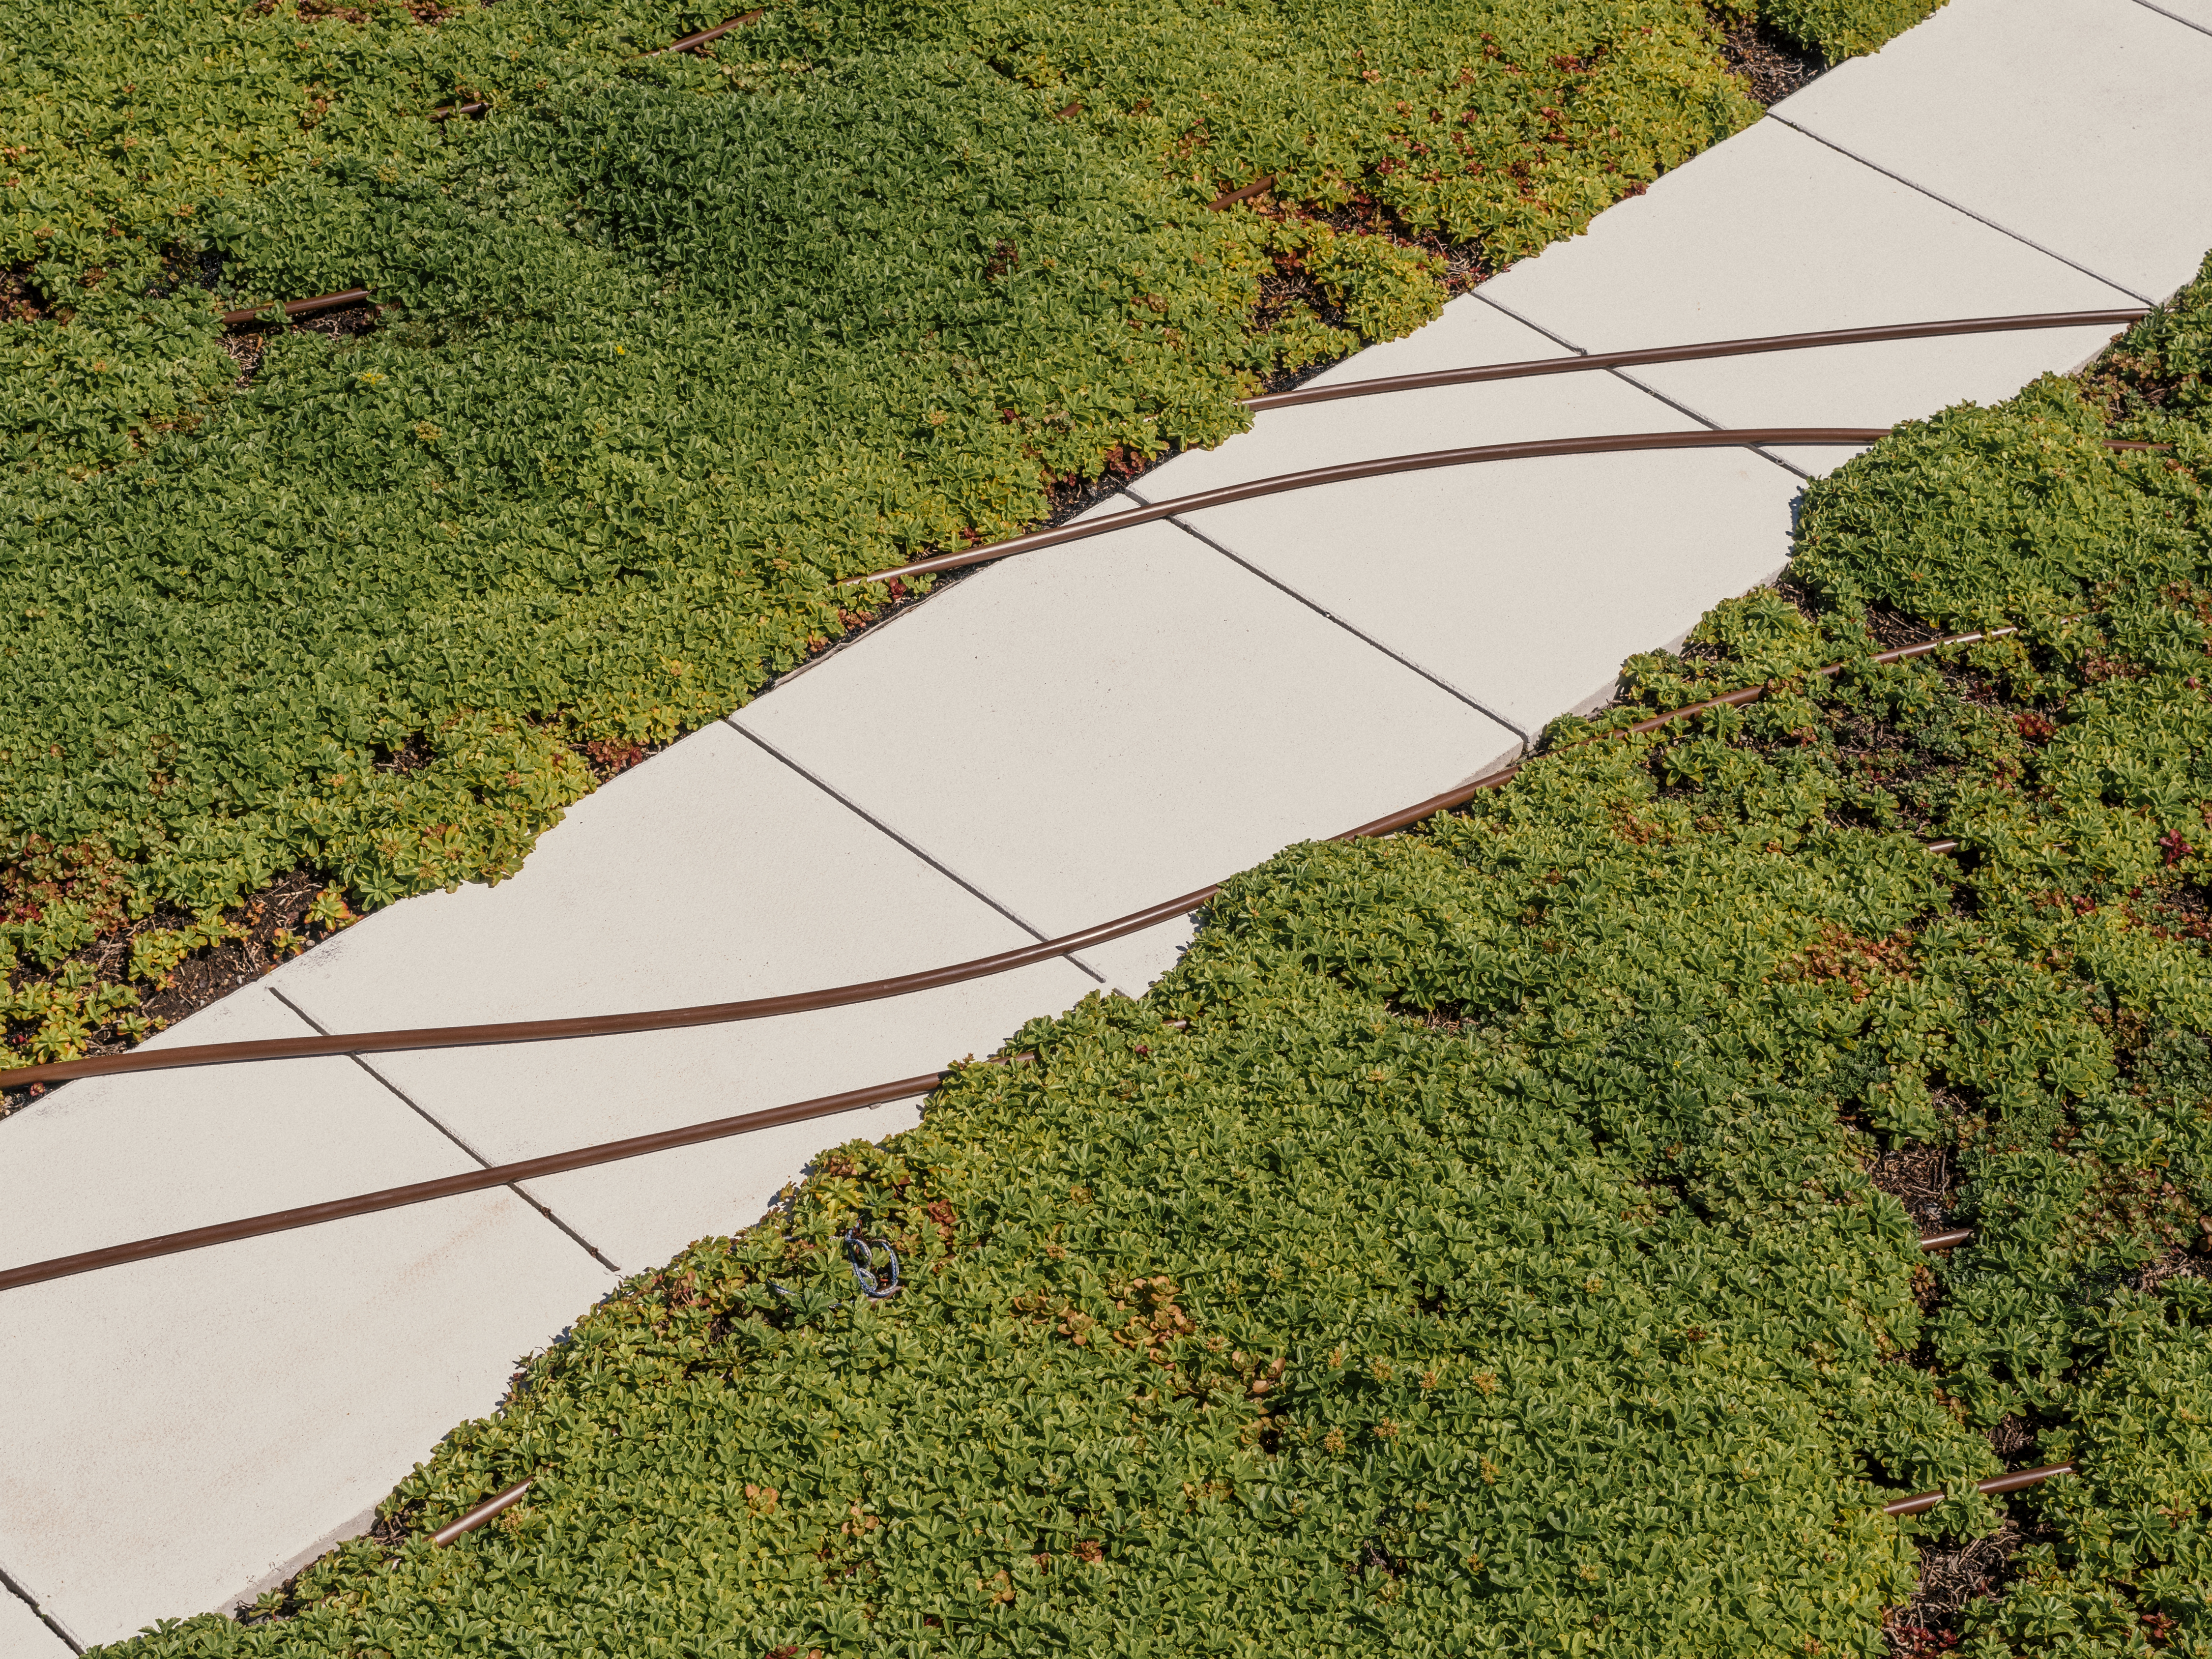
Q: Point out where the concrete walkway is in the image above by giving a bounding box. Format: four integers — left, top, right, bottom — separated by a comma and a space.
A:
5, 0, 2211, 1646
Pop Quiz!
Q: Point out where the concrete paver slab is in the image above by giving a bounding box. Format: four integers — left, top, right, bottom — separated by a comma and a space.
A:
0, 989, 611, 1646
1120, 297, 1802, 732
0, 1586, 72, 1659
1175, 445, 1805, 737
735, 500, 1521, 947
268, 722, 1103, 1272
1772, 0, 2212, 304
1477, 117, 2135, 452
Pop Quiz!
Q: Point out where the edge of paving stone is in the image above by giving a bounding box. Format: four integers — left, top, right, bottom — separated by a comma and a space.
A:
217, 1504, 382, 1625
0, 1559, 83, 1656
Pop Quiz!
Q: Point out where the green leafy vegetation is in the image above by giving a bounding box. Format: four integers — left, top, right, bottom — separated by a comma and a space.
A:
1, 0, 1938, 1074
95, 258, 2212, 1657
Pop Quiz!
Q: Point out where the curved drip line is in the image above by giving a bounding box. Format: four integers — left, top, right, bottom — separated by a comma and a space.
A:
1242, 309, 2149, 412
842, 428, 1891, 588
0, 625, 2022, 1095
0, 1069, 958, 1293
0, 625, 2049, 1293
844, 427, 2165, 591
219, 288, 374, 328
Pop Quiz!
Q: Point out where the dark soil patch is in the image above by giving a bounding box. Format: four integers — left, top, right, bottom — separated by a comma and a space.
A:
221, 300, 384, 388
1863, 603, 1949, 651
2130, 1246, 2212, 1293
1885, 1519, 2040, 1658
1711, 9, 1826, 106
1, 866, 346, 1117
1866, 1142, 1955, 1230
132, 870, 330, 1027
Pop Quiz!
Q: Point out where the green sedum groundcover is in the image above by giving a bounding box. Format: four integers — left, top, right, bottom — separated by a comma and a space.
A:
98, 262, 2212, 1657
0, 0, 1935, 1068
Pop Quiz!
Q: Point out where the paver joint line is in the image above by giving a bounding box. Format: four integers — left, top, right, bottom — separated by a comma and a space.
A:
263, 989, 619, 1270
0, 1558, 80, 1657
2130, 0, 2212, 36
723, 721, 1105, 983
1127, 490, 1535, 743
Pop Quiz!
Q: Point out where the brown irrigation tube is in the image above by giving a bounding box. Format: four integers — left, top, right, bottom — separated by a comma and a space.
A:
650, 8, 764, 55
3, 885, 1218, 1089
420, 1227, 2004, 1545
1243, 309, 2150, 413
843, 429, 1892, 588
218, 288, 373, 327
431, 1478, 535, 1545
841, 433, 2167, 591
1882, 1462, 2077, 1518
0, 624, 2023, 1094
1208, 174, 1276, 210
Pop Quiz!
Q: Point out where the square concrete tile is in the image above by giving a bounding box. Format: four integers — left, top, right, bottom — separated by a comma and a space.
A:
0, 1586, 71, 1659
267, 722, 1104, 1272
1116, 297, 1806, 731
1477, 117, 2137, 447
1773, 0, 2212, 304
735, 499, 1521, 950
0, 988, 611, 1645
1174, 442, 1805, 737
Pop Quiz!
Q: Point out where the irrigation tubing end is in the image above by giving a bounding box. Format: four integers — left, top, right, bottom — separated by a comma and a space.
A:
1208, 174, 1276, 210
431, 1478, 534, 1546
652, 9, 763, 54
